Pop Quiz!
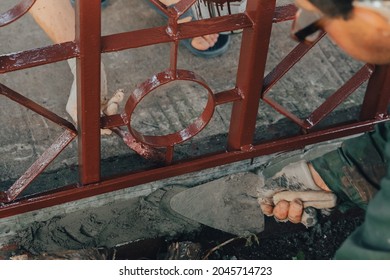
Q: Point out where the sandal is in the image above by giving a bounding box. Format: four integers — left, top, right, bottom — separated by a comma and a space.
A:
147, 1, 231, 58
180, 33, 230, 58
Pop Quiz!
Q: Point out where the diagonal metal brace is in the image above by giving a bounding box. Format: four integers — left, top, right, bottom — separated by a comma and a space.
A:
0, 130, 77, 203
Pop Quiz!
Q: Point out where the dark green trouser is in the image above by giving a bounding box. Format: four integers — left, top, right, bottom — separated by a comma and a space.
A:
311, 122, 390, 210
310, 122, 390, 259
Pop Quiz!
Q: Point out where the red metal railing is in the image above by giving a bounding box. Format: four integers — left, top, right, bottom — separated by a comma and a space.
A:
1, 0, 389, 218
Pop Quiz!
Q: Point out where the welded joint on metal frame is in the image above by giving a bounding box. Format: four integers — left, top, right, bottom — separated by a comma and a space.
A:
240, 144, 255, 152
111, 127, 166, 162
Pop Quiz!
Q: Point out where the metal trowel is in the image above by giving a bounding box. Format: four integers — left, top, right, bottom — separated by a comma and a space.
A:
164, 172, 265, 236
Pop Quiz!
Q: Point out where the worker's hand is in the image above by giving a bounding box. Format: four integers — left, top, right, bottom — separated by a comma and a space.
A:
257, 160, 337, 227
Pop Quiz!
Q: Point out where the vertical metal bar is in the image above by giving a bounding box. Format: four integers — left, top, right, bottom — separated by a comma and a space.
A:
75, 0, 102, 184
227, 0, 276, 150
169, 42, 179, 73
360, 65, 390, 120
165, 146, 174, 164
168, 15, 179, 74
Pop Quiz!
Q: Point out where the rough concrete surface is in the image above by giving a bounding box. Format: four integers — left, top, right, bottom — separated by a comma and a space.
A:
18, 186, 201, 254
0, 0, 368, 254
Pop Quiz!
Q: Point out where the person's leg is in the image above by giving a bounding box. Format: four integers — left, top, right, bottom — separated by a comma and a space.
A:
311, 122, 389, 210
29, 0, 81, 124
334, 123, 390, 260
28, 0, 118, 133
29, 0, 75, 44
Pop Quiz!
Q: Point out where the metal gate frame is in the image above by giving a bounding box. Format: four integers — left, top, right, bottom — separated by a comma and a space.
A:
1, 0, 389, 218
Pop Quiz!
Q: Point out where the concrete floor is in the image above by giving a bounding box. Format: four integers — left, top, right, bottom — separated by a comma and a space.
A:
0, 0, 368, 250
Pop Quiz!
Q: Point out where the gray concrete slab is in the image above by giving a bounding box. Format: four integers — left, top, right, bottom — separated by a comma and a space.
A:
0, 0, 368, 250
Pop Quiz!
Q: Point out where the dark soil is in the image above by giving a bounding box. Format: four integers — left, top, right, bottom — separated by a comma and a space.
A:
1, 207, 364, 260
113, 207, 365, 260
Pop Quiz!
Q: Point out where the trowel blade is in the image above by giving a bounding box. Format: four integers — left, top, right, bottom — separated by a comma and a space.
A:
169, 172, 265, 236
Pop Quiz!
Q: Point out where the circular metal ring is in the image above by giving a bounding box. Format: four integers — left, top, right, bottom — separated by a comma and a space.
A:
0, 0, 36, 27
124, 69, 215, 148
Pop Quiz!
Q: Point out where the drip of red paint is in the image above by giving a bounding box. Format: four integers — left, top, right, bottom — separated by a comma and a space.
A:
195, 0, 242, 18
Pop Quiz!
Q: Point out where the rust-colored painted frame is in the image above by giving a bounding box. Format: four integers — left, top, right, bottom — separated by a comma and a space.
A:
0, 0, 389, 218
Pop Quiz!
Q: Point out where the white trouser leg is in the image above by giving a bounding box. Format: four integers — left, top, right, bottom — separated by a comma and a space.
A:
66, 58, 108, 125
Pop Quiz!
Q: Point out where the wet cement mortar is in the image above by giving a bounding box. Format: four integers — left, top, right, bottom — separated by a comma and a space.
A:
13, 185, 365, 260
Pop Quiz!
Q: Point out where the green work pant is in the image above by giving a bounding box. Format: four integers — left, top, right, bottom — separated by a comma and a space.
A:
311, 122, 389, 210
311, 122, 390, 259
